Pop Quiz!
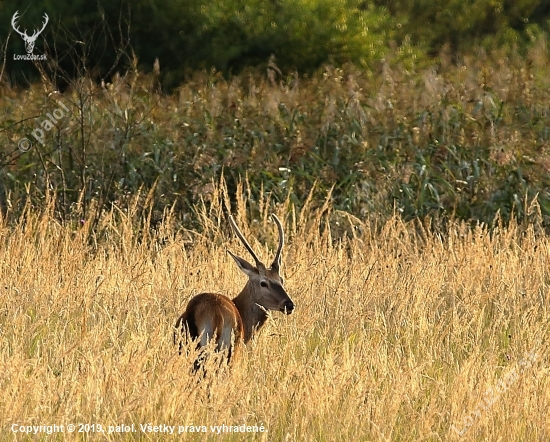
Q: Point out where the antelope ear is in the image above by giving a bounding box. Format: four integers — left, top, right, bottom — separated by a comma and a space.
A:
227, 250, 258, 277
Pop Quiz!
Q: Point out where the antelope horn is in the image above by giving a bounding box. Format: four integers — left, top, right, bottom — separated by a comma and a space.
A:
270, 214, 284, 271
228, 215, 262, 267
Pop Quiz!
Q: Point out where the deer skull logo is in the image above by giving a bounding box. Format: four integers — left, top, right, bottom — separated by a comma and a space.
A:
11, 11, 49, 54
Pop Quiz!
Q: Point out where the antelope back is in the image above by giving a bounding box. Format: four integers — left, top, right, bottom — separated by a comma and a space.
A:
175, 293, 244, 361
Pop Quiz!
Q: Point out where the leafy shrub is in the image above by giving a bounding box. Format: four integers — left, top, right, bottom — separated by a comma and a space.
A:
2, 53, 550, 230
0, 0, 398, 89
375, 0, 549, 55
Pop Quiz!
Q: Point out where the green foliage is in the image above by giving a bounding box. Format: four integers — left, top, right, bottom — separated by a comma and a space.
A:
2, 54, 550, 230
195, 0, 393, 71
375, 0, 549, 54
2, 0, 548, 90
0, 0, 396, 89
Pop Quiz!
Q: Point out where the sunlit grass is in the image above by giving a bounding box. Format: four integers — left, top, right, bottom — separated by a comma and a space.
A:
0, 183, 548, 441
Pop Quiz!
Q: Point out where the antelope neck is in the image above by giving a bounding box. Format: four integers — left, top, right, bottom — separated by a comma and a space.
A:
232, 281, 269, 343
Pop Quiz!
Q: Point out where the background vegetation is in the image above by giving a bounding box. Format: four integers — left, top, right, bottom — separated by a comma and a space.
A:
2, 51, 550, 231
1, 2, 550, 230
1, 0, 549, 86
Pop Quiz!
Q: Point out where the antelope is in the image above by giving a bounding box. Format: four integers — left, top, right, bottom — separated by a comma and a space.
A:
175, 214, 294, 371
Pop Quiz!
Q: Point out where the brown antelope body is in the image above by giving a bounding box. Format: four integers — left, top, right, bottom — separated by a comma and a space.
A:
175, 214, 294, 370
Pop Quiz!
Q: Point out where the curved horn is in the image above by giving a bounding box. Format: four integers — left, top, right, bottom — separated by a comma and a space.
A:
270, 214, 284, 271
229, 215, 262, 267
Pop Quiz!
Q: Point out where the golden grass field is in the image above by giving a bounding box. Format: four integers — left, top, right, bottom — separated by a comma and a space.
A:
0, 183, 549, 441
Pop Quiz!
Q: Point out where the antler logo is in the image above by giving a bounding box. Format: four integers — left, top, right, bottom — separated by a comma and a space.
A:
11, 11, 49, 54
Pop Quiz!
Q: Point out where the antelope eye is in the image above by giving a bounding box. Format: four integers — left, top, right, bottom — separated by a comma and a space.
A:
260, 281, 268, 288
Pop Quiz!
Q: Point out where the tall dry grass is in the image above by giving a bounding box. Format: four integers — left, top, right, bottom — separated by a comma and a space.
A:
0, 182, 548, 441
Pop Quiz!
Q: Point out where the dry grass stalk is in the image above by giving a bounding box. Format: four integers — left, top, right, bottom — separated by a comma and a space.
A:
0, 186, 548, 440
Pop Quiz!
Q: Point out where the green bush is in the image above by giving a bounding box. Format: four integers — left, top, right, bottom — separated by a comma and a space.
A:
0, 0, 398, 89
195, 0, 394, 71
2, 56, 550, 230
375, 0, 548, 54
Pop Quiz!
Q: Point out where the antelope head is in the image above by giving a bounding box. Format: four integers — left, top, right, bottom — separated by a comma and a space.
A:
11, 11, 49, 54
228, 214, 295, 316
